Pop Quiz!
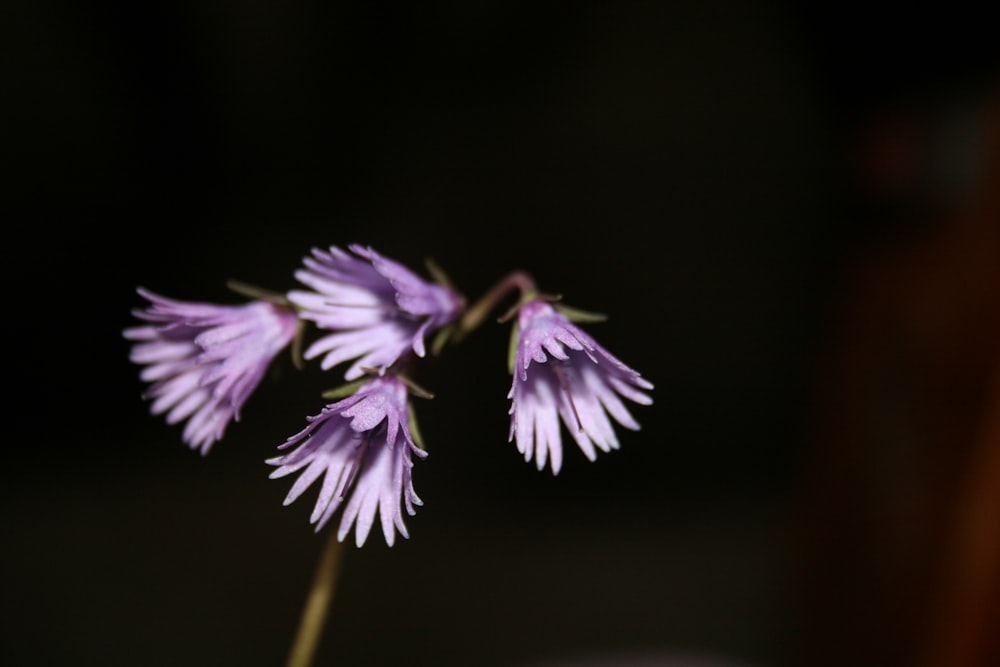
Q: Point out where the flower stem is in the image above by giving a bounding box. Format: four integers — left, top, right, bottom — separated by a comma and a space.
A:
455, 270, 537, 341
284, 529, 344, 667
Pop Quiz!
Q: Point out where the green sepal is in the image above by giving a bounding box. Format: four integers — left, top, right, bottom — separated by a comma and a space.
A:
399, 374, 435, 400
424, 256, 457, 293
226, 279, 290, 306
507, 322, 520, 375
430, 323, 454, 356
289, 320, 307, 370
320, 379, 368, 400
408, 403, 427, 451
554, 303, 608, 323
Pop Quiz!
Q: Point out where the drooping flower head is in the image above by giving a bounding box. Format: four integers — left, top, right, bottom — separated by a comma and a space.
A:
267, 375, 426, 547
287, 244, 464, 381
124, 288, 300, 454
508, 299, 653, 474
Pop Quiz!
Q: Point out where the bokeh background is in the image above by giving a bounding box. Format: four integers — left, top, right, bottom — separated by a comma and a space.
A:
5, 2, 1000, 666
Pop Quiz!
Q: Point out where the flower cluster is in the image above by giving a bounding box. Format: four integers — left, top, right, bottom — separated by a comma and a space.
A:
125, 243, 653, 546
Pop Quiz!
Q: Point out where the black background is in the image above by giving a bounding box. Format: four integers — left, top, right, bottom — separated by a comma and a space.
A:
4, 2, 999, 666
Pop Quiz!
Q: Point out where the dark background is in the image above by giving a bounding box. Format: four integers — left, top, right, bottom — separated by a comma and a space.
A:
4, 2, 999, 666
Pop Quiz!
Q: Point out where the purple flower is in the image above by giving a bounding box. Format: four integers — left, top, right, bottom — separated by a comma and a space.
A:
508, 299, 653, 474
267, 375, 425, 547
124, 288, 299, 454
287, 244, 463, 381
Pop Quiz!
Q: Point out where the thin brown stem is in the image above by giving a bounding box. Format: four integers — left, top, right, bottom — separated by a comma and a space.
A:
284, 529, 345, 667
454, 270, 537, 342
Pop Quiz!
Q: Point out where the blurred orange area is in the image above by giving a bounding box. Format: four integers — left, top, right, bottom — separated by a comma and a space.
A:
798, 83, 1000, 667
